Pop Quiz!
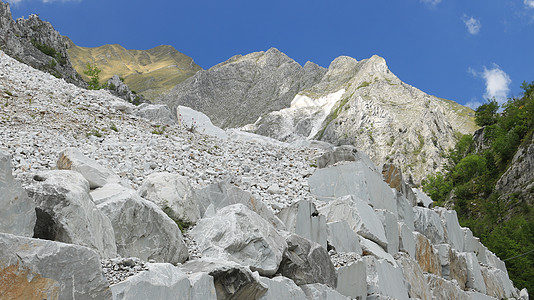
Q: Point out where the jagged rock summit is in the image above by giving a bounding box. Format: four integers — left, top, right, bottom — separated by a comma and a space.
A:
162, 49, 477, 183
160, 47, 327, 128
0, 48, 528, 299
0, 0, 84, 86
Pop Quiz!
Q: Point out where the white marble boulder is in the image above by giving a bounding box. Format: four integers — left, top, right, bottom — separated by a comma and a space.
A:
335, 259, 367, 299
412, 188, 434, 208
319, 195, 388, 249
435, 207, 464, 251
463, 252, 486, 294
196, 181, 285, 230
259, 276, 307, 300
0, 232, 111, 299
308, 161, 397, 215
300, 283, 350, 300
180, 259, 268, 300
277, 200, 327, 248
26, 170, 117, 258
326, 220, 362, 254
190, 204, 286, 276
110, 263, 216, 300
413, 207, 446, 245
0, 149, 36, 236
278, 234, 337, 288
364, 256, 410, 300
315, 145, 360, 168
398, 222, 416, 258
56, 147, 122, 189
375, 209, 399, 255
425, 274, 470, 300
413, 232, 442, 276
94, 183, 189, 264
138, 172, 201, 223
395, 252, 432, 300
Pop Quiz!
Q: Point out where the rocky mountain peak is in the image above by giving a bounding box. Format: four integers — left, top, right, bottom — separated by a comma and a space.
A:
161, 48, 326, 128
0, 1, 84, 86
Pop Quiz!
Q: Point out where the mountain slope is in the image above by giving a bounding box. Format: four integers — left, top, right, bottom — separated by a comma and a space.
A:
170, 51, 477, 183
160, 48, 327, 128
68, 42, 201, 100
0, 1, 84, 86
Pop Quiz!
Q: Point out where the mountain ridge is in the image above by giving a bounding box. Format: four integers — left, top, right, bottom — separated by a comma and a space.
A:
67, 41, 202, 100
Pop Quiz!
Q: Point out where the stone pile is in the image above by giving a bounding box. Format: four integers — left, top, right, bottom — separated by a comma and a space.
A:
0, 49, 529, 300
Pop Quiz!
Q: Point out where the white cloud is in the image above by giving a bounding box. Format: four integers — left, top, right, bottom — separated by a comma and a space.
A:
465, 99, 482, 110
525, 0, 534, 8
5, 0, 23, 4
420, 0, 442, 7
482, 65, 511, 103
468, 64, 511, 104
463, 15, 481, 35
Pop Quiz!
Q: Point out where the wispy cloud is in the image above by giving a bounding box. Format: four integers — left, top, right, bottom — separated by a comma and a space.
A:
420, 0, 442, 7
463, 15, 481, 35
525, 0, 534, 8
468, 64, 512, 104
465, 99, 482, 110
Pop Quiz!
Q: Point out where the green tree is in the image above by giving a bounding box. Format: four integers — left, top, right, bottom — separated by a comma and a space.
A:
475, 99, 499, 127
83, 63, 104, 90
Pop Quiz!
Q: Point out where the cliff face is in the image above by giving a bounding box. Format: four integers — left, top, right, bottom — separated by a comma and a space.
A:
68, 43, 201, 100
495, 134, 534, 215
0, 1, 84, 86
160, 48, 327, 128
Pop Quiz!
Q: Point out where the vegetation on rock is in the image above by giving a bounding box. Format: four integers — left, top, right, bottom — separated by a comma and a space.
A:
422, 81, 534, 291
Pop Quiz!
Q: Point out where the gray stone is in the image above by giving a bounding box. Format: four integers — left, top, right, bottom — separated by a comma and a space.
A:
0, 232, 111, 299
134, 103, 175, 124
309, 162, 397, 215
425, 274, 470, 300
435, 207, 464, 251
180, 259, 268, 300
413, 207, 446, 245
396, 192, 415, 231
375, 209, 399, 255
319, 195, 388, 249
278, 234, 337, 288
395, 252, 432, 300
364, 256, 409, 300
466, 291, 498, 300
110, 263, 191, 300
413, 188, 434, 208
95, 184, 188, 264
413, 232, 441, 276
316, 145, 370, 169
26, 170, 117, 258
326, 220, 362, 254
382, 164, 417, 206
259, 276, 308, 300
138, 172, 201, 223
178, 106, 227, 139
449, 249, 468, 290
300, 284, 350, 300
189, 272, 217, 300
57, 147, 122, 189
398, 222, 416, 258
0, 149, 36, 236
277, 200, 327, 248
359, 237, 396, 265
196, 181, 285, 230
107, 75, 148, 105
480, 266, 516, 299
463, 252, 486, 294
335, 259, 367, 300
190, 204, 286, 276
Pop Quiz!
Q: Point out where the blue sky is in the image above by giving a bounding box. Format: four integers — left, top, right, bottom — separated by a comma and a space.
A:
7, 0, 534, 109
